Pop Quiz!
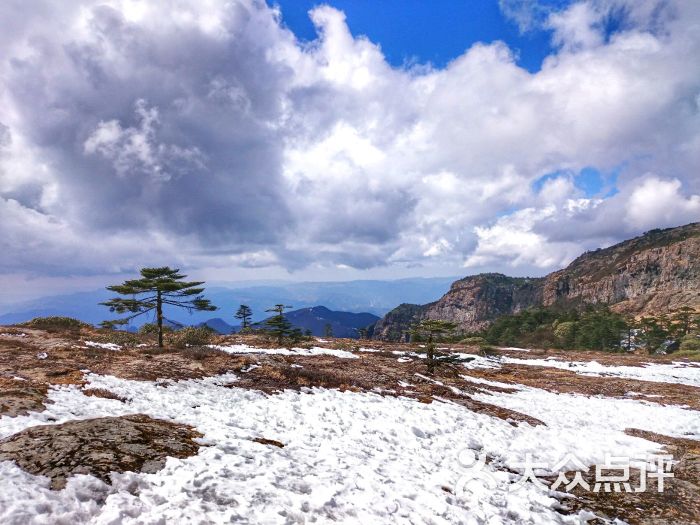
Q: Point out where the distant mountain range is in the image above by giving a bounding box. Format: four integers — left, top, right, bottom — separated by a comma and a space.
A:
372, 223, 700, 340
257, 306, 379, 338
197, 307, 379, 338
0, 277, 454, 329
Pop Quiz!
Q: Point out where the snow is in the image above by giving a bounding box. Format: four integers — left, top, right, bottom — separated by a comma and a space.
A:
500, 347, 531, 353
502, 356, 700, 388
0, 332, 28, 338
460, 354, 502, 370
84, 341, 122, 352
459, 374, 519, 390
35, 352, 47, 360
1, 358, 699, 523
208, 344, 358, 359
0, 373, 586, 524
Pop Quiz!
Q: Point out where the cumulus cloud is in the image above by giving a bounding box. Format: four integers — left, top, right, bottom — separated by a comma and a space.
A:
0, 0, 698, 286
625, 177, 700, 230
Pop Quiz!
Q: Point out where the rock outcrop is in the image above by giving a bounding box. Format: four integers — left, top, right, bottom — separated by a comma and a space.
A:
0, 414, 202, 489
373, 223, 700, 340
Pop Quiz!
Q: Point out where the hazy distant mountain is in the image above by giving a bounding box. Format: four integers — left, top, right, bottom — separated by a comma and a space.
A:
198, 318, 237, 334
256, 306, 379, 338
0, 277, 455, 328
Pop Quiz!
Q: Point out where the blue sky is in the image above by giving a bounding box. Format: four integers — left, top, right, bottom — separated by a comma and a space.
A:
274, 0, 562, 72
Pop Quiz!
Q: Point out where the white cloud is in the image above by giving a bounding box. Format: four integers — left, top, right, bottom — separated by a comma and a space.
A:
548, 2, 604, 51
625, 177, 700, 230
0, 0, 698, 286
464, 206, 584, 269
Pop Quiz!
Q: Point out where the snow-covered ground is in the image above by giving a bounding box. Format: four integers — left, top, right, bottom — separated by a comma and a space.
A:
1, 358, 698, 524
501, 356, 700, 388
208, 344, 358, 359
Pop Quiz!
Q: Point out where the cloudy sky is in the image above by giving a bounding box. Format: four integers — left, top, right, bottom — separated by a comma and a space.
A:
1, 0, 699, 303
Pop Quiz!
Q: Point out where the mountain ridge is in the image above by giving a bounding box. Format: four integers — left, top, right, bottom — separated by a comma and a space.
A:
371, 223, 700, 340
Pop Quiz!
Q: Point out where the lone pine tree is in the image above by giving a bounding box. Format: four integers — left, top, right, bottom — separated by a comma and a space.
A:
411, 319, 458, 374
101, 267, 216, 347
235, 304, 253, 332
265, 304, 293, 344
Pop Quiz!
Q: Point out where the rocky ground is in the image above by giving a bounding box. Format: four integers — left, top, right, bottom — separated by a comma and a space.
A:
0, 326, 699, 524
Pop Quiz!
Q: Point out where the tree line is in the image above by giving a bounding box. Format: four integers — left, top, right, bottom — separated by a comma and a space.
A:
479, 305, 699, 353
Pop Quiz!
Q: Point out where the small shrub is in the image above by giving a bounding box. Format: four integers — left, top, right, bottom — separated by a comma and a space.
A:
170, 326, 214, 348
96, 331, 140, 347
20, 316, 90, 331
679, 334, 700, 353
139, 323, 174, 336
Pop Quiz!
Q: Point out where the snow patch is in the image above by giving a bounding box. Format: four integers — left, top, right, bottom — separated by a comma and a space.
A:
503, 356, 700, 387
84, 341, 122, 351
208, 344, 358, 359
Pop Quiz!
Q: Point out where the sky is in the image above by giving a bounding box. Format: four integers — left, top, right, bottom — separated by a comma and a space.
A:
0, 0, 699, 304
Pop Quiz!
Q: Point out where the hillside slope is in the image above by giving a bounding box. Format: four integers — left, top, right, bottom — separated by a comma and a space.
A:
372, 223, 700, 340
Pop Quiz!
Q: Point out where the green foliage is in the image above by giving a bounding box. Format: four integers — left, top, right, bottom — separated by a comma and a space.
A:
483, 306, 628, 351
265, 304, 294, 345
289, 327, 308, 345
679, 334, 700, 353
101, 267, 216, 347
170, 326, 214, 348
21, 316, 90, 330
324, 323, 333, 338
635, 316, 669, 352
235, 304, 253, 332
669, 307, 700, 338
576, 308, 628, 351
553, 321, 577, 347
411, 319, 458, 374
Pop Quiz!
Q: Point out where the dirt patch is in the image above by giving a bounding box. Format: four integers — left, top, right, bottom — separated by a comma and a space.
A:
0, 377, 50, 417
0, 414, 202, 489
252, 437, 285, 448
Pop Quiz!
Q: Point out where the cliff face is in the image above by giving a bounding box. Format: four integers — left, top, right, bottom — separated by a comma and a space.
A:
421, 274, 543, 333
542, 225, 700, 314
370, 303, 425, 341
373, 223, 700, 340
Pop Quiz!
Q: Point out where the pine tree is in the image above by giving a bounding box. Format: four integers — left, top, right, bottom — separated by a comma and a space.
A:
411, 319, 458, 374
235, 304, 253, 333
324, 323, 333, 338
265, 304, 293, 345
101, 267, 216, 347
637, 316, 669, 352
670, 306, 699, 337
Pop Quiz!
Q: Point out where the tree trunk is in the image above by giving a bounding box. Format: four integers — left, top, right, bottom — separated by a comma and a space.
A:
427, 333, 435, 374
156, 290, 163, 348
